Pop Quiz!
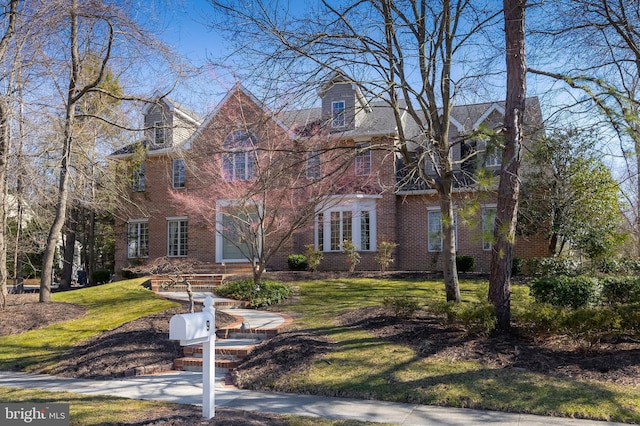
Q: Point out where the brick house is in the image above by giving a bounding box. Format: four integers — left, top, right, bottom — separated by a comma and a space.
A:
110, 78, 547, 277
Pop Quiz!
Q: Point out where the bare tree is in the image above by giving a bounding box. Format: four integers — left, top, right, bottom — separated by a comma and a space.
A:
208, 0, 503, 302
36, 0, 180, 302
528, 0, 640, 255
488, 0, 527, 331
0, 0, 20, 308
172, 86, 374, 285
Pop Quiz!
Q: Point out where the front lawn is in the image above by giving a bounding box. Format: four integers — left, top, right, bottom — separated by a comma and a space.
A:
243, 277, 640, 423
0, 278, 179, 371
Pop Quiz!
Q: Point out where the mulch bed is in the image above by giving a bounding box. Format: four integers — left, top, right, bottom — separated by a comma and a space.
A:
336, 305, 640, 387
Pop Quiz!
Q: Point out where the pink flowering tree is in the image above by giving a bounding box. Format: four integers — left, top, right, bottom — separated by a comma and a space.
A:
172, 90, 379, 285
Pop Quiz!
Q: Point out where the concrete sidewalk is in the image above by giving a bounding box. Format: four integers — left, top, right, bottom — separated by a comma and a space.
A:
0, 371, 629, 425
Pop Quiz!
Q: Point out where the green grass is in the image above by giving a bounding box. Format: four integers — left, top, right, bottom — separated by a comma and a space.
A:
0, 387, 384, 426
270, 278, 640, 423
0, 278, 179, 371
2, 276, 639, 423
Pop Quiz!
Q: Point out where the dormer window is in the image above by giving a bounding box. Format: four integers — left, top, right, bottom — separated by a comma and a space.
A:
154, 121, 165, 145
332, 101, 346, 128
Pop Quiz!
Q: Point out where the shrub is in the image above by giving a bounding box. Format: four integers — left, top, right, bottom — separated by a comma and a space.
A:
528, 275, 600, 309
91, 270, 112, 285
560, 306, 622, 347
215, 279, 293, 309
304, 244, 323, 272
343, 240, 361, 273
382, 295, 420, 319
456, 255, 475, 273
121, 269, 138, 280
287, 254, 308, 271
430, 300, 496, 335
513, 301, 565, 335
375, 241, 398, 272
601, 276, 640, 304
511, 257, 524, 276
616, 303, 640, 334
527, 257, 582, 277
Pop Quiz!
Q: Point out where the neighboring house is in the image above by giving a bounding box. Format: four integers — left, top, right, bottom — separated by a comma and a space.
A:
110, 78, 547, 277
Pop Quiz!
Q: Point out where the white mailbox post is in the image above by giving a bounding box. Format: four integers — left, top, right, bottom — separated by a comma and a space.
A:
169, 295, 216, 419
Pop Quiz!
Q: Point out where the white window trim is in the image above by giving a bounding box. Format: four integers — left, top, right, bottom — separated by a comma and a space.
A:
132, 163, 145, 192
166, 216, 188, 257
315, 195, 378, 252
482, 204, 497, 251
154, 121, 165, 145
215, 199, 262, 263
127, 219, 149, 258
332, 100, 346, 128
306, 150, 321, 179
172, 158, 186, 188
427, 207, 458, 253
355, 142, 371, 176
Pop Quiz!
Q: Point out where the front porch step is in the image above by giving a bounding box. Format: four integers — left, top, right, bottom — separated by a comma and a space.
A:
173, 338, 264, 373
216, 328, 278, 340
173, 356, 237, 372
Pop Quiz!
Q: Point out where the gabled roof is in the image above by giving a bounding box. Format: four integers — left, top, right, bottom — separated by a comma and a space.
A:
319, 70, 372, 113
142, 90, 202, 127
182, 82, 289, 150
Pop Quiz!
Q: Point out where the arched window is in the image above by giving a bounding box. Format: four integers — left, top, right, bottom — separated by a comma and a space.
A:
222, 130, 257, 181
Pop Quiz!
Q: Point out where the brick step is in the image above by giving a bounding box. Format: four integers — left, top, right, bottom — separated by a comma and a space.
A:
216, 328, 278, 340
183, 339, 261, 359
214, 300, 250, 309
173, 356, 239, 372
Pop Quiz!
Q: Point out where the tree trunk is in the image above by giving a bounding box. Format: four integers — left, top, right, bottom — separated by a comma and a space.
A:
548, 232, 558, 257
60, 226, 76, 289
440, 182, 460, 302
0, 99, 9, 308
489, 0, 527, 331
40, 0, 79, 302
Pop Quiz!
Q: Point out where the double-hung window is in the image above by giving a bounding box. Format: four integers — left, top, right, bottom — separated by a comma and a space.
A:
127, 220, 149, 258
355, 143, 371, 176
316, 196, 378, 252
132, 163, 145, 192
485, 141, 502, 168
332, 100, 346, 128
154, 121, 165, 145
222, 130, 257, 181
172, 159, 186, 188
427, 209, 458, 252
306, 150, 321, 179
482, 206, 497, 250
167, 218, 188, 257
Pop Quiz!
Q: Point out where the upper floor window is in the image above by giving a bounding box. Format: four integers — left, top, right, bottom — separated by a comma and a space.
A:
154, 121, 165, 145
167, 218, 188, 257
132, 163, 145, 192
332, 100, 346, 128
222, 130, 257, 181
173, 159, 186, 188
482, 206, 497, 251
485, 143, 502, 168
306, 150, 321, 179
127, 220, 149, 258
355, 143, 371, 176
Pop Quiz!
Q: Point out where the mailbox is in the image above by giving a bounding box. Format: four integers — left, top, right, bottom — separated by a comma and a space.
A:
169, 311, 215, 345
